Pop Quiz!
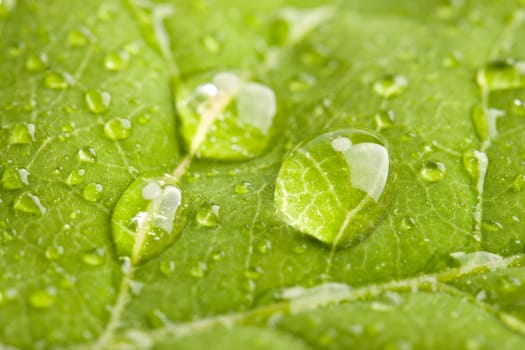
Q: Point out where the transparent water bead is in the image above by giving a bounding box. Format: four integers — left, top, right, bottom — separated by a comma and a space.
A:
274, 129, 395, 247
111, 176, 189, 264
476, 59, 525, 91
373, 75, 408, 98
1, 167, 29, 190
176, 71, 277, 160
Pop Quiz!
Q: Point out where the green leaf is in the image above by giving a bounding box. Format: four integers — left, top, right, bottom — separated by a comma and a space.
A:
2, 0, 525, 349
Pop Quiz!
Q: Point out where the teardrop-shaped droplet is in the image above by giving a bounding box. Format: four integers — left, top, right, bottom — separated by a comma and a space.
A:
419, 161, 446, 183
176, 71, 277, 160
85, 90, 111, 114
111, 176, 189, 264
196, 203, 221, 228
44, 72, 72, 90
13, 192, 46, 215
476, 59, 525, 91
1, 167, 29, 190
9, 123, 35, 144
67, 27, 92, 47
104, 51, 129, 71
373, 75, 408, 98
25, 53, 48, 72
104, 118, 132, 141
78, 147, 97, 163
274, 129, 394, 247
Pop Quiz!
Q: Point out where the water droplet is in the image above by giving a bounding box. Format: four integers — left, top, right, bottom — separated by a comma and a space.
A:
104, 51, 129, 71
104, 118, 132, 141
287, 73, 317, 92
202, 34, 221, 53
159, 260, 175, 276
45, 245, 64, 260
78, 147, 97, 163
235, 181, 253, 194
274, 129, 394, 247
373, 75, 408, 98
196, 204, 221, 228
510, 174, 525, 193
67, 27, 92, 47
190, 261, 208, 278
177, 71, 277, 160
400, 216, 416, 231
111, 177, 189, 264
419, 161, 446, 183
9, 123, 35, 144
471, 105, 504, 143
13, 192, 46, 215
29, 289, 56, 308
85, 90, 111, 114
450, 251, 503, 269
82, 248, 105, 266
83, 183, 103, 202
45, 72, 72, 90
1, 167, 29, 190
257, 239, 272, 254
476, 59, 525, 91
66, 169, 85, 186
374, 110, 395, 130
512, 99, 525, 117
25, 53, 48, 72
462, 149, 487, 180
482, 220, 503, 232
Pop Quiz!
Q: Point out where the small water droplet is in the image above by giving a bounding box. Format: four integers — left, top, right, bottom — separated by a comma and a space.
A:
476, 59, 525, 91
510, 174, 525, 193
104, 118, 132, 141
45, 245, 64, 260
274, 129, 394, 246
67, 27, 93, 47
470, 105, 504, 143
159, 260, 175, 276
235, 181, 254, 194
419, 161, 446, 183
83, 183, 103, 202
66, 169, 86, 186
104, 51, 130, 71
25, 53, 48, 72
177, 71, 277, 160
196, 203, 221, 228
245, 266, 263, 280
29, 289, 56, 308
1, 167, 29, 190
462, 149, 487, 180
13, 192, 46, 215
373, 75, 408, 98
9, 123, 35, 144
190, 261, 208, 278
78, 147, 97, 163
374, 109, 395, 130
287, 73, 317, 92
482, 220, 503, 232
44, 72, 72, 90
450, 251, 503, 269
202, 34, 221, 53
512, 99, 525, 117
111, 177, 189, 264
85, 90, 111, 114
400, 216, 416, 231
82, 248, 105, 266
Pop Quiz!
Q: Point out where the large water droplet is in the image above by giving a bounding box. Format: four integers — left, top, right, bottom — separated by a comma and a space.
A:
373, 75, 408, 98
85, 90, 111, 114
196, 203, 221, 228
476, 59, 525, 91
104, 118, 132, 141
9, 123, 35, 144
111, 177, 189, 264
13, 192, 46, 215
176, 71, 277, 160
1, 167, 29, 190
274, 129, 394, 246
419, 161, 446, 183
